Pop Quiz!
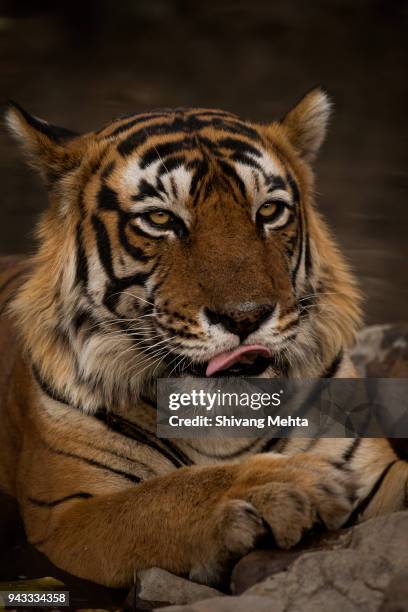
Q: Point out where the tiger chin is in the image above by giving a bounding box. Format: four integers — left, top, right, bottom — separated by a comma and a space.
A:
0, 89, 406, 589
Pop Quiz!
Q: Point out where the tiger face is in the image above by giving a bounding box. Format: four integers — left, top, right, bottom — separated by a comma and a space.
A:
6, 90, 361, 410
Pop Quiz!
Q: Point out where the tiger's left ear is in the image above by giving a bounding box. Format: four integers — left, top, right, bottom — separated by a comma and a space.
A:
5, 101, 81, 183
280, 88, 332, 162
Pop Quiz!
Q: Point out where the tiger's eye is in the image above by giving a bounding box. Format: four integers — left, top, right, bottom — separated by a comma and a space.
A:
258, 202, 279, 218
148, 211, 171, 225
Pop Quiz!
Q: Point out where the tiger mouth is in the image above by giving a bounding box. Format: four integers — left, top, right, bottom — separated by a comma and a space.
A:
190, 354, 272, 377
163, 351, 279, 378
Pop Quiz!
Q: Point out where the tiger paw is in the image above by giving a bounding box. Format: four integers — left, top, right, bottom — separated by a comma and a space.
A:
189, 499, 266, 587
217, 452, 357, 550
239, 454, 356, 547
189, 455, 355, 587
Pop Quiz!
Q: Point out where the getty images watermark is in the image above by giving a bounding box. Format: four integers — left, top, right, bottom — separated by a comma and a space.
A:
157, 378, 408, 438
166, 388, 302, 429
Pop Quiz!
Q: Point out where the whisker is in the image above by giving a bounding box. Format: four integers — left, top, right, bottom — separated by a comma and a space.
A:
297, 291, 348, 303
168, 354, 186, 377
149, 138, 170, 175
130, 349, 170, 379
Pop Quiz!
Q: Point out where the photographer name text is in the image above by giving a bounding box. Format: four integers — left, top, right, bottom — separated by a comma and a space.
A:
167, 415, 309, 429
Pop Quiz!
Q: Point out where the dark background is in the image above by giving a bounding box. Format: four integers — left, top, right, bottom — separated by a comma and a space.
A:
0, 0, 406, 324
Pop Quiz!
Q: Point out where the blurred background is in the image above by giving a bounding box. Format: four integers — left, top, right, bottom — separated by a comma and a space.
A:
0, 0, 406, 324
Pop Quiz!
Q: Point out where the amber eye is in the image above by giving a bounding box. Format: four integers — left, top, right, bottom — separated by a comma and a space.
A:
257, 200, 291, 229
137, 209, 188, 238
147, 210, 172, 225
258, 201, 280, 219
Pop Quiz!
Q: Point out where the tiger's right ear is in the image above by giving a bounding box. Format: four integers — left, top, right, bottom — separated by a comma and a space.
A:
280, 88, 332, 162
5, 101, 82, 183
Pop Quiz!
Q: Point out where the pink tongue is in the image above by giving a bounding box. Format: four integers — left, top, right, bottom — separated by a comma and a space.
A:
206, 345, 272, 377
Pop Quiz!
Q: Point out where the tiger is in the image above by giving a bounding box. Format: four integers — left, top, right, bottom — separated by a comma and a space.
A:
0, 88, 407, 590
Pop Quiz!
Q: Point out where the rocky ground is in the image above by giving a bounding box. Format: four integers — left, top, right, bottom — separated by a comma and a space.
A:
130, 512, 408, 611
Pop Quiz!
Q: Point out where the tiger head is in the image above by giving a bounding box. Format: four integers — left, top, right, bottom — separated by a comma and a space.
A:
6, 89, 362, 411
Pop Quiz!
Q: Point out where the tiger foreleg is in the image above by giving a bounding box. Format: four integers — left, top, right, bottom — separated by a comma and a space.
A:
21, 453, 354, 588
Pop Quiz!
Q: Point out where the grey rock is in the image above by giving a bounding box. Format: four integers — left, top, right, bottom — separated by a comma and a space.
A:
245, 511, 408, 612
351, 324, 408, 378
158, 512, 408, 612
231, 529, 345, 594
230, 548, 303, 595
379, 573, 408, 612
135, 567, 222, 606
157, 595, 274, 612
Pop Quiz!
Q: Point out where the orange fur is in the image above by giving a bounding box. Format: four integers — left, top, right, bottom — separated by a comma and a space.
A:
0, 91, 404, 588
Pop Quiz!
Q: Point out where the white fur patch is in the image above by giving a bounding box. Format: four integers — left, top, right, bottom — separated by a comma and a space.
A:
120, 157, 193, 223
233, 147, 289, 217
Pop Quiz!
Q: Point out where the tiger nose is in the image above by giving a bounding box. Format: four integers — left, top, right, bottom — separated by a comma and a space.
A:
205, 302, 275, 341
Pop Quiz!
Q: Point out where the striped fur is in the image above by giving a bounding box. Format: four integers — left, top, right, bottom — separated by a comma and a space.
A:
0, 89, 406, 588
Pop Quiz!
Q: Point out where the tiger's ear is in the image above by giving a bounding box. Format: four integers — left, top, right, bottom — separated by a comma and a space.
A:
5, 101, 81, 183
280, 88, 332, 162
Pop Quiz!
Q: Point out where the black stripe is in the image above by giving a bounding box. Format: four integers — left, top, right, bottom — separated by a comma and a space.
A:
72, 309, 89, 333
196, 135, 218, 153
203, 180, 214, 200
91, 214, 115, 279
118, 118, 187, 156
182, 438, 264, 460
75, 222, 88, 285
103, 271, 151, 311
40, 435, 142, 484
118, 218, 151, 262
291, 207, 304, 285
109, 112, 169, 137
169, 175, 178, 199
266, 175, 287, 192
259, 437, 281, 453
95, 409, 192, 468
33, 363, 190, 470
132, 179, 165, 202
209, 118, 261, 141
0, 268, 27, 296
32, 366, 160, 472
157, 155, 186, 176
119, 115, 262, 161
92, 214, 152, 302
28, 492, 93, 508
0, 293, 16, 317
304, 232, 313, 278
287, 174, 300, 204
231, 151, 263, 171
129, 224, 164, 241
321, 352, 343, 378
192, 178, 208, 207
343, 460, 398, 527
274, 438, 290, 454
343, 438, 361, 462
387, 438, 408, 460
194, 110, 238, 119
32, 365, 74, 406
188, 159, 209, 198
217, 160, 246, 199
217, 137, 261, 157
98, 184, 120, 210
101, 160, 116, 179
304, 438, 321, 452
139, 139, 194, 169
